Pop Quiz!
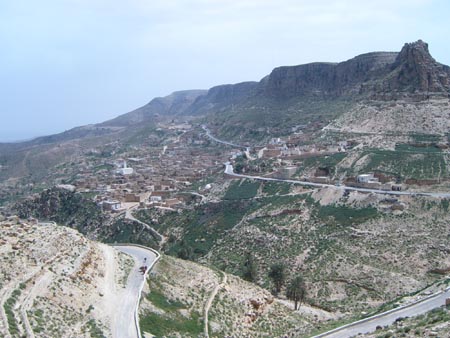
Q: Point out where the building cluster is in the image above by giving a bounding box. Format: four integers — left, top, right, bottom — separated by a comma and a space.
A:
70, 127, 225, 213
255, 135, 354, 160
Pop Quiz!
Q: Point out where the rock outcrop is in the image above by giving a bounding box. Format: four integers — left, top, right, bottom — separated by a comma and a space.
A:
263, 40, 450, 99
263, 52, 398, 97
387, 40, 450, 93
99, 40, 450, 127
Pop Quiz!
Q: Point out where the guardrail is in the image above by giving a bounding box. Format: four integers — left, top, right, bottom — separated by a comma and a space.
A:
111, 243, 161, 338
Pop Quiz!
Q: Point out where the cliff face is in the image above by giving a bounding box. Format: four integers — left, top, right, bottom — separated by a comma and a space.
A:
100, 40, 450, 126
184, 81, 259, 116
387, 40, 450, 93
264, 62, 338, 97
263, 40, 450, 98
201, 81, 258, 104
263, 52, 398, 97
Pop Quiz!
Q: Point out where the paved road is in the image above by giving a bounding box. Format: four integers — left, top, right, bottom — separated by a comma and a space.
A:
313, 288, 450, 337
113, 245, 158, 338
202, 125, 248, 149
224, 163, 450, 198
202, 125, 450, 198
204, 125, 450, 336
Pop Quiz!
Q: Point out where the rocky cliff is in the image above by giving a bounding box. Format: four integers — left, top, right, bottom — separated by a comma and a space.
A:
264, 40, 450, 99
263, 52, 397, 97
387, 40, 450, 93
95, 40, 450, 127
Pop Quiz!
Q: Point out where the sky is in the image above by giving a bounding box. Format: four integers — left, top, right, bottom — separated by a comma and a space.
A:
0, 0, 449, 142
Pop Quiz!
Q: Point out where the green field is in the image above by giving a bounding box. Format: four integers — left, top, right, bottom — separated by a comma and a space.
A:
354, 148, 447, 180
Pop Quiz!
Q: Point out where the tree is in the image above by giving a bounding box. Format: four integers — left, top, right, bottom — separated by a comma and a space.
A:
286, 275, 306, 310
242, 252, 257, 282
268, 263, 286, 294
177, 240, 194, 260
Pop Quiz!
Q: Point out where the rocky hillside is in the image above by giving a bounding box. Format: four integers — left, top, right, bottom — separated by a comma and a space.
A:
101, 89, 207, 127
265, 40, 450, 99
1, 40, 448, 182
14, 187, 161, 248
117, 40, 450, 125
139, 254, 319, 337
108, 40, 449, 135
135, 178, 450, 315
0, 216, 133, 338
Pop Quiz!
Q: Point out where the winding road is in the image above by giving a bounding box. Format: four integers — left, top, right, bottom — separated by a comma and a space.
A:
313, 287, 450, 337
202, 125, 450, 198
224, 162, 450, 198
202, 127, 450, 336
124, 206, 167, 246
113, 245, 159, 338
202, 125, 249, 149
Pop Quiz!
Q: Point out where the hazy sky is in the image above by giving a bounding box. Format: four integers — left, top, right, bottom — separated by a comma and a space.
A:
1, 0, 449, 141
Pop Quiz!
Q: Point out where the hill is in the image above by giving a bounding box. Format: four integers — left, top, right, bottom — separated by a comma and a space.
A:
134, 178, 450, 315
3, 39, 450, 337
1, 40, 449, 182
0, 216, 133, 337
139, 254, 317, 337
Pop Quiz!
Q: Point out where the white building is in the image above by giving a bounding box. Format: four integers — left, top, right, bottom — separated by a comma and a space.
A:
115, 160, 134, 175
150, 195, 162, 202
357, 173, 379, 184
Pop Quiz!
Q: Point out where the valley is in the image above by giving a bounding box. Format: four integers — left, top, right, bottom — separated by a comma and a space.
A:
1, 39, 450, 337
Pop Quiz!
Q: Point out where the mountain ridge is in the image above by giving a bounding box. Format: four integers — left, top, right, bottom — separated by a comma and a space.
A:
1, 40, 449, 181
2, 39, 448, 144
103, 39, 449, 128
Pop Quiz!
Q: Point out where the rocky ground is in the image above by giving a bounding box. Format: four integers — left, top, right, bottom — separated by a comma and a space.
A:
329, 99, 450, 137
197, 181, 450, 314
133, 173, 450, 318
140, 254, 319, 337
0, 216, 133, 338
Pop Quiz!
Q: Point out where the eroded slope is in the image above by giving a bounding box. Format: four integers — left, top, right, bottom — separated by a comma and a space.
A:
0, 217, 133, 338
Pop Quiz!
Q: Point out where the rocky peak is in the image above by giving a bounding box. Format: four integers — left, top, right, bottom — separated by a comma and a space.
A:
395, 40, 433, 66
388, 40, 450, 93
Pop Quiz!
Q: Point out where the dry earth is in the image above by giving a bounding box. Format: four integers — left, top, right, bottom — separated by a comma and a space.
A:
329, 99, 450, 136
0, 216, 133, 338
140, 255, 319, 337
204, 185, 450, 316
